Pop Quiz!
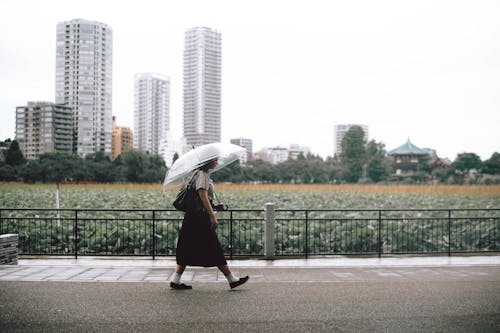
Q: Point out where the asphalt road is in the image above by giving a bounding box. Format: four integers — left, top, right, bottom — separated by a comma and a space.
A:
1, 273, 500, 332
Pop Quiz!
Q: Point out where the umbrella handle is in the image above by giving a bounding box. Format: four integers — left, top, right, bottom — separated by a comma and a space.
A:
213, 190, 228, 211
213, 203, 228, 211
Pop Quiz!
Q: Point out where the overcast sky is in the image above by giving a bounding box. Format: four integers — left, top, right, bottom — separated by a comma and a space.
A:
1, 0, 499, 160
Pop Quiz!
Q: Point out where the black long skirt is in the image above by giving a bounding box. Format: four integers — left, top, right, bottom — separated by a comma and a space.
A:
175, 210, 227, 267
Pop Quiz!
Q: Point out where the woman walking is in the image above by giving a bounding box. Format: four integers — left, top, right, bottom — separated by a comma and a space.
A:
170, 158, 249, 290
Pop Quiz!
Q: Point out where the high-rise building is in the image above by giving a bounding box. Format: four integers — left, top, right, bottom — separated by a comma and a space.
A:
55, 19, 113, 157
15, 102, 73, 160
134, 73, 170, 154
183, 27, 222, 147
111, 116, 134, 160
230, 138, 253, 164
334, 124, 369, 155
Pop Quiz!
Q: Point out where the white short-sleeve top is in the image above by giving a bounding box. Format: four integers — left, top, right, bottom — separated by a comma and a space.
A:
193, 170, 214, 201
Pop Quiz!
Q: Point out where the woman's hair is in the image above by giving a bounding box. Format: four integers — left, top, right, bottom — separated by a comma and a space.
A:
199, 159, 216, 172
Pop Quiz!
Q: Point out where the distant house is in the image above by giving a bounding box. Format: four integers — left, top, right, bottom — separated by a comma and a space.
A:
428, 156, 452, 169
388, 139, 431, 175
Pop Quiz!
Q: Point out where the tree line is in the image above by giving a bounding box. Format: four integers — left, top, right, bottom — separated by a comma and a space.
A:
0, 140, 166, 183
1, 127, 499, 184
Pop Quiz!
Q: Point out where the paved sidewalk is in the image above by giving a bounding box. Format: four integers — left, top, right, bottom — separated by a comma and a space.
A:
0, 255, 499, 283
2, 256, 500, 332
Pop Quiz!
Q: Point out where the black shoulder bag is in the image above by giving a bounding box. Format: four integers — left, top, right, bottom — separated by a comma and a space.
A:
173, 177, 203, 213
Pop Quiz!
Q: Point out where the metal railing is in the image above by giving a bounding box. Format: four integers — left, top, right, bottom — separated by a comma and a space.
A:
0, 208, 498, 259
274, 209, 500, 258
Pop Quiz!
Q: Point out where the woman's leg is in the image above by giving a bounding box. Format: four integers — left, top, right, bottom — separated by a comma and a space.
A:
175, 264, 186, 275
218, 265, 249, 288
172, 264, 186, 282
217, 264, 231, 276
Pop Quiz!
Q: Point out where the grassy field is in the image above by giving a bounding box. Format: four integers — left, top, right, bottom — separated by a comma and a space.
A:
1, 182, 499, 210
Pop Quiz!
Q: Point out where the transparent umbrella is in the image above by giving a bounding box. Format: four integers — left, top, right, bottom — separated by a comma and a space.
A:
163, 142, 246, 186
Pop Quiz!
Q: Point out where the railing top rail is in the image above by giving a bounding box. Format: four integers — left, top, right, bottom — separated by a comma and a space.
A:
275, 208, 500, 212
1, 207, 499, 212
0, 207, 266, 213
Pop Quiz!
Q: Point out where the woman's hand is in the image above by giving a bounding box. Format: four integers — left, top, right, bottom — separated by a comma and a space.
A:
210, 214, 219, 230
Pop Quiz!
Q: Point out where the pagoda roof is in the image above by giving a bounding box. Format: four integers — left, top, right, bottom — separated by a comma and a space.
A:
388, 139, 430, 155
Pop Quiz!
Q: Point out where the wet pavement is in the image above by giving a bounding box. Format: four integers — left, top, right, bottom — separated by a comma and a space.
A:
1, 256, 500, 332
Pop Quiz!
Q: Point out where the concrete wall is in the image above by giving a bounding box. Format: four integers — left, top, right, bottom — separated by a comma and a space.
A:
0, 234, 18, 265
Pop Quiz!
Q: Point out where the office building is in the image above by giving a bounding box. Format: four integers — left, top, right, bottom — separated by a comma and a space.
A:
55, 18, 113, 157
15, 102, 73, 160
183, 27, 222, 147
134, 73, 170, 154
230, 138, 253, 164
334, 124, 369, 155
264, 147, 289, 164
111, 116, 134, 160
288, 144, 311, 160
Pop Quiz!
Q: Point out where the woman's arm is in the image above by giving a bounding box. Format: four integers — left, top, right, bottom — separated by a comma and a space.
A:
198, 189, 218, 230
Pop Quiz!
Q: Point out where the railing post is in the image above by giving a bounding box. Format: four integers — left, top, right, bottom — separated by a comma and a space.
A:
264, 203, 275, 260
229, 210, 234, 260
152, 210, 156, 260
305, 210, 309, 259
74, 210, 78, 259
448, 210, 452, 257
378, 210, 382, 258
0, 209, 3, 234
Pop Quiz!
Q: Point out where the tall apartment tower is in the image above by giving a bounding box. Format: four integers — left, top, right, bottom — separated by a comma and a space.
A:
55, 19, 113, 157
334, 124, 369, 156
15, 102, 73, 160
134, 73, 170, 154
183, 27, 222, 147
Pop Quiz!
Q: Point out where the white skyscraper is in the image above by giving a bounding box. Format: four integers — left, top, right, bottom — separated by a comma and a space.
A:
55, 19, 113, 157
134, 73, 170, 154
183, 27, 222, 147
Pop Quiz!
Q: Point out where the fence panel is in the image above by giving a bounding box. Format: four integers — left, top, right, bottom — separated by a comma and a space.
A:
0, 208, 498, 258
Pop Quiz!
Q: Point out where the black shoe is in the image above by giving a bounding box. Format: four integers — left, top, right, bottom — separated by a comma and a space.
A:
170, 282, 192, 290
229, 276, 249, 289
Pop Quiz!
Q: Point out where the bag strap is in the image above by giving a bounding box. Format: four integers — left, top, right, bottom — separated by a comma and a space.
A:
186, 170, 198, 187
189, 170, 224, 207
213, 189, 222, 205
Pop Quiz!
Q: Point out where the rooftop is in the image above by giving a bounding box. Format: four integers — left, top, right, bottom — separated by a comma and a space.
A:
388, 138, 430, 155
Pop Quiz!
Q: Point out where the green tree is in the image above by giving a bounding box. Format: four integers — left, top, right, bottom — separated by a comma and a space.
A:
212, 160, 244, 183
119, 149, 166, 183
86, 152, 114, 182
139, 154, 166, 183
18, 161, 44, 182
483, 152, 500, 174
0, 164, 17, 181
38, 152, 84, 182
452, 153, 482, 173
5, 140, 25, 166
365, 140, 389, 182
245, 159, 276, 183
340, 126, 366, 182
121, 150, 145, 182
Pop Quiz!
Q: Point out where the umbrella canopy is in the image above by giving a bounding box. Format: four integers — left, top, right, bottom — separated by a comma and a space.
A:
163, 142, 246, 186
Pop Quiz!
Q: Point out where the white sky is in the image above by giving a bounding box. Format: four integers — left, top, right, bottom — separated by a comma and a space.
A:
1, 0, 499, 160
